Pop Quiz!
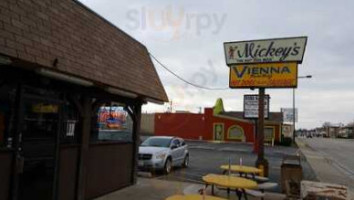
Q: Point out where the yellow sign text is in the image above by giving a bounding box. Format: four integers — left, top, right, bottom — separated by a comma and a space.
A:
229, 62, 298, 88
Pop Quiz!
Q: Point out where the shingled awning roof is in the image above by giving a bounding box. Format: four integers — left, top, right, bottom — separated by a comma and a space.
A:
0, 0, 168, 103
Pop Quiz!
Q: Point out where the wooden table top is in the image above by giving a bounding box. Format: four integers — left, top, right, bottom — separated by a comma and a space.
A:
202, 174, 258, 189
165, 194, 226, 200
220, 165, 262, 174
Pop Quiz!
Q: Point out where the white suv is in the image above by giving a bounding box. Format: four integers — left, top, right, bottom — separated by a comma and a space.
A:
138, 136, 189, 174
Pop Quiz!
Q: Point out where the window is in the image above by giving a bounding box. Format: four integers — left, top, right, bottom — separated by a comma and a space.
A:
0, 84, 16, 149
60, 101, 80, 144
264, 127, 275, 141
228, 125, 245, 141
0, 108, 6, 147
141, 137, 171, 148
172, 139, 180, 147
93, 105, 133, 142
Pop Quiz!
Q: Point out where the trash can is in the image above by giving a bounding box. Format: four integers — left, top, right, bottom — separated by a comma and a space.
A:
281, 155, 303, 198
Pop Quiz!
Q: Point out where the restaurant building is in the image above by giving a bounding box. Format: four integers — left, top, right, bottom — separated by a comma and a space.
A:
152, 99, 283, 144
0, 0, 168, 200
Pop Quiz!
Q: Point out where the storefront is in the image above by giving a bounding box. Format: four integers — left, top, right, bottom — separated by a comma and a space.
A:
0, 0, 168, 200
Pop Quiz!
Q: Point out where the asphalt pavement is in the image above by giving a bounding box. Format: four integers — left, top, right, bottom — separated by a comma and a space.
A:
301, 138, 354, 179
140, 140, 317, 192
297, 138, 354, 194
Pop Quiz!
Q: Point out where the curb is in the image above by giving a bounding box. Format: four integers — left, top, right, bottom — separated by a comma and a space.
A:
185, 139, 254, 145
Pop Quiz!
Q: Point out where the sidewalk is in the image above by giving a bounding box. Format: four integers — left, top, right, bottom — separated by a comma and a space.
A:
95, 178, 286, 200
296, 138, 354, 199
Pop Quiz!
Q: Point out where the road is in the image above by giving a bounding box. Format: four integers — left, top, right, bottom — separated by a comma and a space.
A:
305, 138, 354, 177
140, 140, 316, 192
297, 138, 354, 193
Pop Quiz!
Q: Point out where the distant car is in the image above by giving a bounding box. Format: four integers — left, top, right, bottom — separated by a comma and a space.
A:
138, 136, 189, 174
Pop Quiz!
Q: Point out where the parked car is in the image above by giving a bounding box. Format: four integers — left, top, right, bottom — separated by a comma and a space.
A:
138, 136, 189, 174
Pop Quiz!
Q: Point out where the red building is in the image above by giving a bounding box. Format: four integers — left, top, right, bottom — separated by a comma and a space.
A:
153, 99, 283, 144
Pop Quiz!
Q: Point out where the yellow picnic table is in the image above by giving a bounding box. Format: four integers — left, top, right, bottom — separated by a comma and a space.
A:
202, 174, 258, 200
220, 165, 262, 175
165, 194, 226, 200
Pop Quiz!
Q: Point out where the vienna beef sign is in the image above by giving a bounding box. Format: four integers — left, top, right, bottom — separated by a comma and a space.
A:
224, 36, 307, 65
229, 62, 297, 88
224, 36, 307, 88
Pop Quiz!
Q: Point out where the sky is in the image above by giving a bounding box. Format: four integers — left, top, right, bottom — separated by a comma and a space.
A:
78, 0, 354, 129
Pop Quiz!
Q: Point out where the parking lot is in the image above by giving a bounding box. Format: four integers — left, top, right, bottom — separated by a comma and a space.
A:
139, 139, 317, 192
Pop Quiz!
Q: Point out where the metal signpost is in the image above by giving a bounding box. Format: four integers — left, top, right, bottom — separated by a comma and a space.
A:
282, 107, 298, 142
244, 94, 270, 154
224, 36, 307, 177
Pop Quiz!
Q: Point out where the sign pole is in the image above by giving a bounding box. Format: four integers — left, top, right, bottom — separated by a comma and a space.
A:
292, 88, 296, 143
256, 87, 269, 177
253, 119, 258, 153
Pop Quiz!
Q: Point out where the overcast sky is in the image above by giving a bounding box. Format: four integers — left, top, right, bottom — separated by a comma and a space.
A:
79, 0, 354, 129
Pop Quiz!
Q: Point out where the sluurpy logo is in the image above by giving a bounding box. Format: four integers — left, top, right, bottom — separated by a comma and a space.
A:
125, 5, 227, 41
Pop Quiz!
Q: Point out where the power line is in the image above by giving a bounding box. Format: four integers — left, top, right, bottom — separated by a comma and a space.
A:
149, 53, 229, 91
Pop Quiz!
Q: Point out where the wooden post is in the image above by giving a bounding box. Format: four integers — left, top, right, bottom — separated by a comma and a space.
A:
10, 84, 24, 200
255, 88, 269, 177
253, 119, 258, 153
131, 102, 142, 184
258, 88, 265, 160
76, 96, 91, 200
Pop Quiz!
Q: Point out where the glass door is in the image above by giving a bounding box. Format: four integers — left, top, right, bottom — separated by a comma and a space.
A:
18, 95, 61, 200
213, 123, 224, 141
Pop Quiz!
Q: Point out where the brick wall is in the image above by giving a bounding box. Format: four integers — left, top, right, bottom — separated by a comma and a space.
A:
154, 110, 256, 142
0, 0, 167, 102
155, 113, 206, 140
154, 109, 282, 143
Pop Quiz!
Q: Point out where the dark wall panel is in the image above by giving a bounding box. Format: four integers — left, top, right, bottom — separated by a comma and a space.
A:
0, 151, 13, 200
85, 143, 133, 200
58, 146, 79, 200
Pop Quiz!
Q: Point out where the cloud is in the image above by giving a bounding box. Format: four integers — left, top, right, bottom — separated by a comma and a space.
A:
78, 0, 354, 129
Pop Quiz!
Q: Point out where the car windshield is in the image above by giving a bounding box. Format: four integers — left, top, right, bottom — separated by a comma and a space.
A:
141, 138, 171, 148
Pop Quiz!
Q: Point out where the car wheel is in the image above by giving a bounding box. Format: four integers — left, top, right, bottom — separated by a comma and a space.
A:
164, 158, 172, 174
182, 154, 189, 168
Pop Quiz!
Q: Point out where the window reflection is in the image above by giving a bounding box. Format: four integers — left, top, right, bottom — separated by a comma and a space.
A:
94, 105, 133, 142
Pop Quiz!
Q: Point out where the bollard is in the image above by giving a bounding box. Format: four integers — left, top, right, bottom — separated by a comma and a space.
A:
256, 159, 269, 177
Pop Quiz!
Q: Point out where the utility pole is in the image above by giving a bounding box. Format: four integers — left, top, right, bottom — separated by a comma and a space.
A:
293, 75, 312, 143
293, 88, 296, 143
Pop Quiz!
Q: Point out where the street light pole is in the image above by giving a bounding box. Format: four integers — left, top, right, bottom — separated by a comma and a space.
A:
293, 75, 312, 143
293, 88, 296, 142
